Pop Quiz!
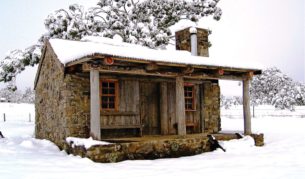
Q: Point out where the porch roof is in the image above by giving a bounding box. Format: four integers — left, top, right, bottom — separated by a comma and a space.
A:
48, 36, 262, 73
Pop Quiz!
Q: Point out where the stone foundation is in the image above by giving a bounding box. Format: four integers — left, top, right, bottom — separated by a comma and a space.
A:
250, 133, 264, 146
65, 133, 264, 163
66, 135, 210, 163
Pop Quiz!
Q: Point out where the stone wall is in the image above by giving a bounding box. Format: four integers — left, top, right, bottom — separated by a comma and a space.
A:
203, 81, 221, 133
63, 74, 90, 139
35, 44, 91, 149
35, 45, 67, 148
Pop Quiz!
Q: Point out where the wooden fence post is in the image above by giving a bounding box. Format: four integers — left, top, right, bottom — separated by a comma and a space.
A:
3, 113, 5, 122
29, 113, 31, 122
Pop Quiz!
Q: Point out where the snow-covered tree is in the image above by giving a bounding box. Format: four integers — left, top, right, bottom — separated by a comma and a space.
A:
0, 88, 22, 103
250, 67, 305, 111
20, 87, 35, 103
0, 45, 41, 84
0, 0, 222, 89
0, 87, 35, 103
295, 83, 305, 105
221, 95, 242, 109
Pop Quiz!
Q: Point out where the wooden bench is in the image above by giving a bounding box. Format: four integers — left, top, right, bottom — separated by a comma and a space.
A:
101, 125, 143, 137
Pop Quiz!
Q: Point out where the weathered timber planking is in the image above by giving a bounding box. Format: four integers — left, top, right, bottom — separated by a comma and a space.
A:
167, 82, 177, 134
193, 85, 201, 132
203, 82, 211, 132
140, 82, 160, 135
160, 82, 169, 135
100, 79, 140, 129
199, 84, 205, 133
119, 80, 127, 112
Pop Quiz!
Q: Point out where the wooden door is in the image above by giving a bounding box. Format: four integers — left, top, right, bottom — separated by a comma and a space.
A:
140, 82, 160, 135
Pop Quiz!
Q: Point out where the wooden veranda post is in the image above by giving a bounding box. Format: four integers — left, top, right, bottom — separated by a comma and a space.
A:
90, 69, 101, 140
243, 78, 252, 135
160, 82, 169, 135
176, 76, 186, 135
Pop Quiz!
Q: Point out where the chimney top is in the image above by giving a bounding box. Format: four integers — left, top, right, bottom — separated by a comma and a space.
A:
175, 27, 210, 57
189, 27, 197, 34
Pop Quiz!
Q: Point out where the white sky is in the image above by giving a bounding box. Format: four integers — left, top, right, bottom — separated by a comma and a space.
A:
0, 0, 304, 96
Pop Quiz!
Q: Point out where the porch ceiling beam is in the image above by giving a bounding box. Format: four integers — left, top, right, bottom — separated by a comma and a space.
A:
111, 57, 260, 74
145, 62, 159, 72
67, 54, 260, 75
82, 63, 250, 81
185, 74, 247, 81
82, 63, 179, 77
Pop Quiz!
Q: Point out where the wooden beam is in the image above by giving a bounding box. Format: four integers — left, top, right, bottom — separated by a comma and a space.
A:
176, 76, 186, 135
182, 66, 194, 74
145, 63, 159, 72
65, 53, 260, 76
160, 82, 169, 135
83, 63, 179, 77
90, 69, 101, 140
185, 74, 246, 81
66, 57, 93, 67
243, 78, 251, 135
83, 63, 249, 81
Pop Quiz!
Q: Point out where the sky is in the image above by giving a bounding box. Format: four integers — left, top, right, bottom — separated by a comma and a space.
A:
0, 0, 304, 96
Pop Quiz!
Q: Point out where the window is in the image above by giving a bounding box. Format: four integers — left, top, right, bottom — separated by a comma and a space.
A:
100, 80, 118, 110
184, 84, 195, 111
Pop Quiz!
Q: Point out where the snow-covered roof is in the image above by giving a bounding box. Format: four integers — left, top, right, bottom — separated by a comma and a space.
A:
48, 36, 262, 71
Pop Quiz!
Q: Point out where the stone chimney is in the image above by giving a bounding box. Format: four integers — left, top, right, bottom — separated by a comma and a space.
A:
175, 27, 210, 57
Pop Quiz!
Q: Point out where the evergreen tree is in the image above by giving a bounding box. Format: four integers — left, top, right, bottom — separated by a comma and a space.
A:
0, 0, 222, 89
21, 87, 35, 103
250, 67, 305, 111
220, 95, 242, 109
0, 87, 35, 103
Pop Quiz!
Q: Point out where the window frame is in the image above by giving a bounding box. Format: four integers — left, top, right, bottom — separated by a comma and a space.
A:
100, 79, 119, 111
184, 83, 196, 111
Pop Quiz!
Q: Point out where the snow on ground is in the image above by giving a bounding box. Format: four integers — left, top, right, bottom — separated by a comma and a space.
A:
0, 103, 35, 122
221, 105, 305, 118
0, 103, 305, 179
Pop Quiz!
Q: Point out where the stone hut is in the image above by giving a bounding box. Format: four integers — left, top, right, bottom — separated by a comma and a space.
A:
34, 27, 261, 149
